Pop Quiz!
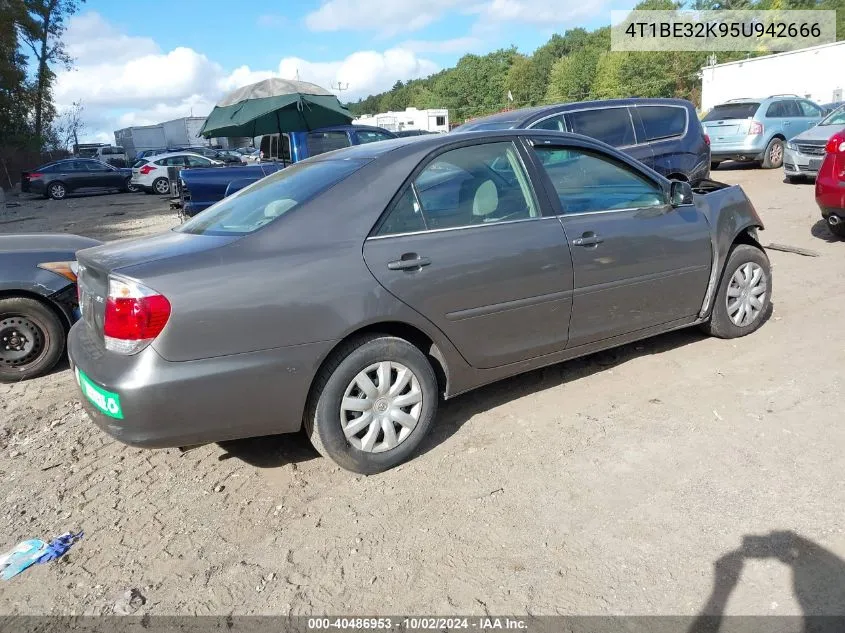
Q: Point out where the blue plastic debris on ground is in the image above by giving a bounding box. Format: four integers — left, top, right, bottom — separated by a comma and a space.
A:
0, 531, 83, 580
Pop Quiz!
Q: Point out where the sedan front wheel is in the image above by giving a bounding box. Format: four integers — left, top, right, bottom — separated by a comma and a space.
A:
305, 335, 438, 474
701, 244, 771, 339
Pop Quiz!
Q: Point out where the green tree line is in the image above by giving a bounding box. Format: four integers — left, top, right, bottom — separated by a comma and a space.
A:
0, 0, 83, 154
347, 0, 845, 123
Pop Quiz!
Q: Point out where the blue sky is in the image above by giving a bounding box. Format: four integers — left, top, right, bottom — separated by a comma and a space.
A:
57, 0, 630, 142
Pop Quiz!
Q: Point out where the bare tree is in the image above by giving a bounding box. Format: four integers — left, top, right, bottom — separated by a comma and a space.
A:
49, 99, 84, 150
17, 0, 83, 147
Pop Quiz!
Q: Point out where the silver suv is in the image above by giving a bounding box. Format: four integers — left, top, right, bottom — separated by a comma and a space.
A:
703, 95, 824, 170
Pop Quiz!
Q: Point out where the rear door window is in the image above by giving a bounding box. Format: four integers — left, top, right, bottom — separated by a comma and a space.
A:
565, 108, 635, 147
637, 106, 687, 141
306, 131, 351, 156
702, 103, 760, 121
178, 159, 368, 236
356, 130, 394, 144
531, 115, 566, 132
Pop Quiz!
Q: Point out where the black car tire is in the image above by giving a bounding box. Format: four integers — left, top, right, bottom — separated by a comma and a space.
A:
0, 297, 66, 383
124, 177, 140, 193
710, 161, 720, 170
761, 138, 785, 169
305, 335, 439, 474
829, 221, 845, 239
152, 177, 170, 195
47, 181, 67, 200
701, 244, 771, 340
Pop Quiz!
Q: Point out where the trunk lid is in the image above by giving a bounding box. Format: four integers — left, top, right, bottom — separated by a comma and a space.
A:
76, 231, 239, 342
702, 103, 760, 143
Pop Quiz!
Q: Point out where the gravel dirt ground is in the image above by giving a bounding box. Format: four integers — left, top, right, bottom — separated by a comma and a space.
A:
0, 169, 843, 617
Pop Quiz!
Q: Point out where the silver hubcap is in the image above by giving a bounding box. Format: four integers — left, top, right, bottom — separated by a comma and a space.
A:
726, 262, 767, 327
771, 143, 783, 163
51, 184, 64, 198
155, 179, 169, 194
340, 361, 423, 453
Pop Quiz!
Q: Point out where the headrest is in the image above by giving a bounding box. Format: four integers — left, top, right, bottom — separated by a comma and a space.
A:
472, 180, 498, 217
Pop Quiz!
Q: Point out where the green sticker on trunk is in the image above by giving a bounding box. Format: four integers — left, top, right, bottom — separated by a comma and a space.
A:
76, 368, 123, 419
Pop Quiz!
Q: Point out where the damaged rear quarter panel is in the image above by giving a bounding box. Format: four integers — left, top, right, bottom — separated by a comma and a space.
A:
694, 182, 765, 318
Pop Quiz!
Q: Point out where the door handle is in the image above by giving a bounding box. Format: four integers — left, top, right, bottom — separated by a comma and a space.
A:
783, 121, 791, 125
387, 254, 432, 270
572, 232, 603, 247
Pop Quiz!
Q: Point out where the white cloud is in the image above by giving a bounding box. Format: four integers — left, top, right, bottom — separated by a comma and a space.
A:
278, 49, 439, 99
306, 0, 609, 35
305, 0, 460, 36
64, 12, 159, 64
467, 0, 610, 26
56, 12, 440, 143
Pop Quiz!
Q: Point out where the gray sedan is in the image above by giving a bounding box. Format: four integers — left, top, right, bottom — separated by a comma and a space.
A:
784, 105, 845, 181
68, 130, 771, 474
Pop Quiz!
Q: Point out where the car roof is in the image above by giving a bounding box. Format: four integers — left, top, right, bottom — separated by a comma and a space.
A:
457, 98, 694, 130
310, 129, 620, 163
149, 151, 215, 160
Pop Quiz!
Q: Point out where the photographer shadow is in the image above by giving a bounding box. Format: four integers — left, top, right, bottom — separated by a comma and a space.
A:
690, 531, 845, 633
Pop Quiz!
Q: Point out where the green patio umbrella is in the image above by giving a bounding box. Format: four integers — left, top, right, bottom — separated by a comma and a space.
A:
199, 78, 352, 139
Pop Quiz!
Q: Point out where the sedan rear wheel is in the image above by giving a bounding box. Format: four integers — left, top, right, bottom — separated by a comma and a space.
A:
701, 244, 771, 339
48, 181, 67, 200
0, 298, 65, 383
305, 335, 438, 474
153, 177, 170, 195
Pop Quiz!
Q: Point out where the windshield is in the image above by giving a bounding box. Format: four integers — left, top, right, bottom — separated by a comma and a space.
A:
177, 158, 368, 236
818, 105, 845, 126
702, 103, 760, 121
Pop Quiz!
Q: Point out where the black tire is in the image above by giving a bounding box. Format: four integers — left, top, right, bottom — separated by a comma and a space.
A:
829, 221, 845, 239
710, 161, 720, 170
0, 297, 66, 383
304, 335, 438, 474
761, 138, 785, 169
701, 244, 771, 339
152, 177, 170, 195
785, 175, 798, 184
47, 181, 67, 200
124, 177, 140, 193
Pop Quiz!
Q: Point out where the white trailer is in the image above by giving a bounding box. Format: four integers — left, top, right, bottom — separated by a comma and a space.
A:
114, 124, 166, 157
353, 107, 449, 133
701, 41, 845, 112
161, 117, 209, 148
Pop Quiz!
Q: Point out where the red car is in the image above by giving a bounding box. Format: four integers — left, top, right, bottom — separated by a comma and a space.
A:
816, 130, 845, 238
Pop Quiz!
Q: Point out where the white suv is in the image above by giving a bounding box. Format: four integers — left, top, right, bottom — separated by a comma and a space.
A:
131, 152, 222, 195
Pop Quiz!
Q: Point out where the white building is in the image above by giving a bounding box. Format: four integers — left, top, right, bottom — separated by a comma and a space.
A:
701, 41, 845, 112
353, 107, 449, 133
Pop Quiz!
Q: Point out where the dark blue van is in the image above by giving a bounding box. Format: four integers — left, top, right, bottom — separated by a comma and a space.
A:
453, 98, 710, 184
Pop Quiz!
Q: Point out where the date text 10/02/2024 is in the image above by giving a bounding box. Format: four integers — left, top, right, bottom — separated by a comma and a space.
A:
307, 617, 528, 630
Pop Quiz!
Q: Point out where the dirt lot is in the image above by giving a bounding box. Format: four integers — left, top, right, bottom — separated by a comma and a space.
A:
1, 171, 843, 618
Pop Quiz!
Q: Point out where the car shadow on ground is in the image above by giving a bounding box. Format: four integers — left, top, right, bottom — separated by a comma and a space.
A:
810, 219, 843, 244
688, 531, 845, 632
712, 161, 763, 172
219, 306, 775, 471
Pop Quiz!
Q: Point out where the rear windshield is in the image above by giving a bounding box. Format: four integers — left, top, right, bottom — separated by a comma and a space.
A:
702, 103, 760, 121
818, 105, 845, 126
132, 159, 148, 168
177, 158, 368, 236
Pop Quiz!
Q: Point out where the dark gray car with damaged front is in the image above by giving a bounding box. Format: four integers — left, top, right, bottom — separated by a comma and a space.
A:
68, 131, 771, 474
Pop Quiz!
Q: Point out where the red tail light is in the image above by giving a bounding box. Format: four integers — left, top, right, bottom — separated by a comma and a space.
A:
704, 134, 711, 146
103, 276, 171, 355
748, 121, 764, 136
139, 164, 156, 175
824, 133, 845, 154
29, 172, 44, 179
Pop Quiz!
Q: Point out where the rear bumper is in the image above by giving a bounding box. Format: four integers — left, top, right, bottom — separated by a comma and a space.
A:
710, 139, 766, 162
68, 321, 335, 448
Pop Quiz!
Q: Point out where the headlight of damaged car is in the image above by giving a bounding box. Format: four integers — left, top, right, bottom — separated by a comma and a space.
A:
786, 141, 796, 151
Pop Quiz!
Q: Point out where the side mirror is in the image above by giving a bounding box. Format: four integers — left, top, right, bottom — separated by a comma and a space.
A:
670, 180, 694, 207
